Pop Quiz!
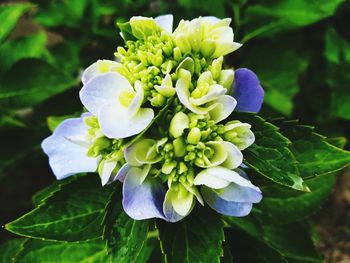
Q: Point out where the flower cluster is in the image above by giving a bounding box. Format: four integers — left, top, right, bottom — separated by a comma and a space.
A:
42, 15, 265, 222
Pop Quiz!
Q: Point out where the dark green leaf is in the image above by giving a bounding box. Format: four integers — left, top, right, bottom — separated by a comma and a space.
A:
0, 3, 33, 43
6, 175, 113, 241
254, 174, 336, 224
230, 112, 309, 191
0, 59, 77, 109
226, 216, 322, 262
157, 206, 224, 263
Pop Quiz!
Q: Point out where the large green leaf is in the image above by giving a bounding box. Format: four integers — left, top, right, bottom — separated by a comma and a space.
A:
230, 112, 309, 191
0, 31, 47, 76
254, 174, 336, 224
6, 175, 113, 241
157, 206, 224, 263
0, 59, 77, 109
0, 3, 33, 44
15, 239, 107, 262
274, 120, 350, 178
243, 0, 343, 40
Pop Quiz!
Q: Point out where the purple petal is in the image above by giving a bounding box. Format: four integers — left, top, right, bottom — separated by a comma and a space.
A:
41, 114, 99, 180
233, 68, 264, 113
122, 166, 166, 220
217, 183, 262, 203
202, 186, 253, 217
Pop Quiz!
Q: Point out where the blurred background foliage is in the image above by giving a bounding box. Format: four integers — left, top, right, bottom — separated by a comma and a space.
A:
0, 0, 349, 262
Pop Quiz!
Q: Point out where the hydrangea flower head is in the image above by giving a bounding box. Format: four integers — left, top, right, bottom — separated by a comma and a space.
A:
42, 14, 265, 222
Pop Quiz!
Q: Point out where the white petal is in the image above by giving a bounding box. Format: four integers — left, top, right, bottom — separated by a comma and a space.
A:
99, 103, 154, 139
189, 84, 226, 105
81, 60, 121, 85
210, 27, 234, 42
155, 14, 173, 33
100, 160, 117, 186
208, 95, 237, 123
80, 72, 133, 115
42, 135, 98, 180
219, 142, 243, 169
194, 166, 255, 190
213, 41, 242, 58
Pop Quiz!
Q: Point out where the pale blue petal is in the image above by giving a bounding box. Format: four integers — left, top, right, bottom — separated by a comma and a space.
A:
41, 115, 98, 180
202, 186, 253, 217
122, 167, 166, 220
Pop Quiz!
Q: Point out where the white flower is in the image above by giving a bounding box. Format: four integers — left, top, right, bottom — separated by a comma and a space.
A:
80, 72, 154, 139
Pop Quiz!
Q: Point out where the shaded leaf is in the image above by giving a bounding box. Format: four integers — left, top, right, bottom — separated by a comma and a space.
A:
0, 59, 77, 109
157, 206, 224, 263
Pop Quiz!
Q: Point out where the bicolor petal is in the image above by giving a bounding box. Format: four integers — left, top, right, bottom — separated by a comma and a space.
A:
122, 166, 166, 220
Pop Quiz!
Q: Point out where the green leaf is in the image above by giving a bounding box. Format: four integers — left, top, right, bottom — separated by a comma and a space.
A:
0, 239, 26, 262
15, 239, 107, 262
0, 59, 77, 109
226, 216, 322, 262
134, 237, 158, 263
0, 31, 47, 76
241, 35, 308, 115
243, 0, 344, 40
157, 206, 224, 263
102, 186, 150, 262
226, 228, 288, 263
254, 174, 336, 224
6, 175, 113, 241
230, 112, 309, 191
274, 120, 350, 178
0, 3, 33, 44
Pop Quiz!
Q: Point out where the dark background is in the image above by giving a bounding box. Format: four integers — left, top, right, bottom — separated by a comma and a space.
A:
0, 0, 349, 262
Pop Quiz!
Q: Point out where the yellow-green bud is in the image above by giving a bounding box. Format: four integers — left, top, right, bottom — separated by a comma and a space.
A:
187, 127, 201, 144
173, 137, 187, 157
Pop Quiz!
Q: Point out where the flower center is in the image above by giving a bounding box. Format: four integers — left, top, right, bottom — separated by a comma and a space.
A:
119, 90, 136, 107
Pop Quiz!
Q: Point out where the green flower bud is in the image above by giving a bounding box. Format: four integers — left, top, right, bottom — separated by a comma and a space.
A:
200, 39, 216, 58
162, 160, 177, 174
176, 57, 195, 75
173, 137, 187, 157
173, 47, 182, 61
178, 162, 188, 174
169, 112, 189, 138
209, 56, 223, 80
218, 69, 235, 90
187, 127, 201, 145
